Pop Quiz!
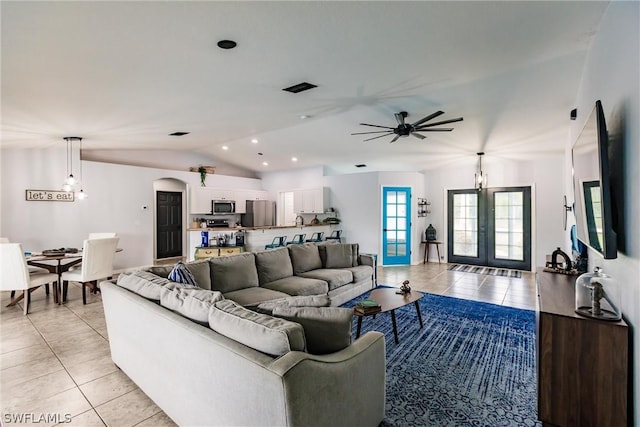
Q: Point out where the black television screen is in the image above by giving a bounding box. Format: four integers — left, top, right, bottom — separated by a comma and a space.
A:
572, 100, 617, 259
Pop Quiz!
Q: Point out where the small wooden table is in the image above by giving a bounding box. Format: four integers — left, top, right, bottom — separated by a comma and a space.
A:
354, 288, 424, 344
421, 240, 443, 264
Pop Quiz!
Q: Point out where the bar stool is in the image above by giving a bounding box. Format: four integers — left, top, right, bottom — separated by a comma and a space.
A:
306, 232, 324, 243
287, 234, 306, 245
325, 230, 342, 243
265, 236, 287, 249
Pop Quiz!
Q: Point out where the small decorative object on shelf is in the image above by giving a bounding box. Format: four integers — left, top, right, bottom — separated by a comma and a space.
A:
397, 280, 411, 294
190, 166, 216, 187
417, 197, 430, 217
575, 267, 621, 321
425, 224, 436, 241
355, 299, 381, 314
310, 215, 320, 225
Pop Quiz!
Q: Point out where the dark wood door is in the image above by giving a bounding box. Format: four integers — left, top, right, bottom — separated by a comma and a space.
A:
156, 191, 182, 259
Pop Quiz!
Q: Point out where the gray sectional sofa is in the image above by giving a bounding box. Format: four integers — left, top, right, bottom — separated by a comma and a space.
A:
100, 242, 385, 426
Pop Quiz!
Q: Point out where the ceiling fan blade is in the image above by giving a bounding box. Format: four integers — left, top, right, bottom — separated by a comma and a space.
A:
418, 117, 464, 127
390, 135, 400, 143
363, 132, 393, 142
351, 130, 397, 135
411, 132, 426, 140
359, 123, 396, 130
413, 127, 454, 132
394, 113, 406, 126
411, 111, 444, 127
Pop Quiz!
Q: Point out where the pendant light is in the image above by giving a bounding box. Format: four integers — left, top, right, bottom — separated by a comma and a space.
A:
62, 137, 86, 199
475, 152, 486, 191
76, 139, 87, 200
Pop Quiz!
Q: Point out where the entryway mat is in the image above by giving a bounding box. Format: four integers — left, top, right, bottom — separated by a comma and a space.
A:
448, 263, 522, 278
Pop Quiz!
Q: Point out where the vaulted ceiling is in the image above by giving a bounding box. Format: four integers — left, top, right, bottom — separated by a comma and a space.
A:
1, 1, 609, 174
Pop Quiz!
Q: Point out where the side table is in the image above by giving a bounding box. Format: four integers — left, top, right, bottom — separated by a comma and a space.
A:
421, 241, 442, 264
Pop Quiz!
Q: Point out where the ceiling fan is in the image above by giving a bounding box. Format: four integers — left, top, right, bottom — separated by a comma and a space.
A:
352, 110, 463, 143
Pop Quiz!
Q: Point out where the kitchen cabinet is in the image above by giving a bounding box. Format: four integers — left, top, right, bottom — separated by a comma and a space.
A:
293, 187, 328, 214
536, 269, 627, 427
232, 190, 267, 214
190, 187, 215, 214
191, 187, 264, 214
194, 246, 243, 260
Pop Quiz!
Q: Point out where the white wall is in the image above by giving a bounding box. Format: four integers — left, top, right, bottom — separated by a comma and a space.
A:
570, 2, 640, 422
0, 147, 263, 269
423, 155, 565, 270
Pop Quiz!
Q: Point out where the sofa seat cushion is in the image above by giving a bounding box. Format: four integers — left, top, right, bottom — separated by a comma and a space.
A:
160, 283, 224, 325
254, 247, 294, 285
256, 294, 331, 315
116, 271, 172, 301
209, 252, 259, 293
223, 287, 290, 308
297, 269, 353, 291
148, 260, 212, 290
209, 300, 306, 356
271, 306, 353, 355
288, 243, 322, 274
344, 265, 373, 282
261, 276, 328, 297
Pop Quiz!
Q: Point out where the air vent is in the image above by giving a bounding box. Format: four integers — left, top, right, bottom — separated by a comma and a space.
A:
169, 132, 190, 136
283, 82, 317, 94
355, 164, 367, 168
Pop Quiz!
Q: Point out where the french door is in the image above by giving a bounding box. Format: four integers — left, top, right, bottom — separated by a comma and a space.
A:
382, 187, 411, 265
447, 187, 531, 271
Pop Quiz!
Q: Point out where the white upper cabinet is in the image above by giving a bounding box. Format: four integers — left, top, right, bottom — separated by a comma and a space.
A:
190, 187, 268, 214
293, 187, 328, 214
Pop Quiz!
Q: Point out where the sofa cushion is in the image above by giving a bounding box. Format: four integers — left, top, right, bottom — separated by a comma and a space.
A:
222, 287, 291, 308
116, 270, 172, 301
168, 261, 198, 286
209, 252, 259, 293
148, 260, 212, 290
261, 276, 328, 297
160, 284, 224, 325
350, 243, 360, 267
318, 244, 353, 269
209, 300, 306, 356
298, 269, 353, 291
288, 243, 322, 274
255, 294, 331, 315
344, 265, 373, 282
254, 247, 294, 284
271, 306, 353, 355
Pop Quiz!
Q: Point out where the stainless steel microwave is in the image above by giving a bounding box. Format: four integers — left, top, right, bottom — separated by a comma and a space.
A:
212, 200, 236, 214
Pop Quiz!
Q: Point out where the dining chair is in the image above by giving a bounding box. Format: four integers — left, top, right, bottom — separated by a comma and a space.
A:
286, 234, 306, 245
325, 230, 343, 243
265, 236, 287, 249
60, 237, 119, 304
0, 243, 59, 315
88, 232, 117, 239
306, 232, 324, 243
1, 237, 51, 299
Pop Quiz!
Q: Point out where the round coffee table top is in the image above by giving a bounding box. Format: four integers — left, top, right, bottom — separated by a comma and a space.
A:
355, 287, 424, 316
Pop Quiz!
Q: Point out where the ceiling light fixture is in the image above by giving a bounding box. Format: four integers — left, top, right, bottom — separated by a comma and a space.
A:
222, 145, 229, 150
475, 152, 486, 191
262, 162, 269, 166
217, 40, 237, 49
291, 157, 298, 162
299, 115, 309, 120
251, 139, 258, 144
62, 137, 87, 199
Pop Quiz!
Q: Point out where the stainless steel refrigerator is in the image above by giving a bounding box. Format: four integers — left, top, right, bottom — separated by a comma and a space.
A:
242, 200, 276, 227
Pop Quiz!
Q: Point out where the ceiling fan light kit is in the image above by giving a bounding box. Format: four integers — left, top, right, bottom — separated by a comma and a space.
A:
352, 110, 463, 143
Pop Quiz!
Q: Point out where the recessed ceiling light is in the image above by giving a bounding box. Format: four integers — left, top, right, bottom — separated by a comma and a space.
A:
299, 115, 309, 120
217, 40, 237, 49
262, 162, 269, 166
222, 145, 229, 150
251, 139, 258, 144
169, 131, 190, 136
291, 157, 298, 162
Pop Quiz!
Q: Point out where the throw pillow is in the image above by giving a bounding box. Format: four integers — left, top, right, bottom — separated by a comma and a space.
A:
271, 306, 353, 355
288, 243, 322, 275
116, 270, 172, 301
168, 261, 198, 286
160, 284, 224, 325
209, 300, 306, 356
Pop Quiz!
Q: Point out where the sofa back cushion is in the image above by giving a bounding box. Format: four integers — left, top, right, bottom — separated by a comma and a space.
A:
116, 270, 172, 301
288, 243, 322, 274
271, 306, 353, 355
254, 247, 293, 285
160, 283, 224, 325
318, 243, 353, 269
209, 300, 306, 356
209, 252, 258, 293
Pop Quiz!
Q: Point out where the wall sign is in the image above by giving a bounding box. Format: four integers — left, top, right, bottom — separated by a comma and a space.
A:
25, 190, 75, 202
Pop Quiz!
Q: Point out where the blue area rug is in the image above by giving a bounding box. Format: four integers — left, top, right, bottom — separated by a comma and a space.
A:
343, 290, 540, 426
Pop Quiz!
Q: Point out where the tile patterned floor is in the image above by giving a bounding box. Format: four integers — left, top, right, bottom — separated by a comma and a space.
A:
1, 263, 536, 426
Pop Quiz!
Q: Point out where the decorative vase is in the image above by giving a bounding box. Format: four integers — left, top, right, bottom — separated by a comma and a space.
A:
426, 224, 436, 241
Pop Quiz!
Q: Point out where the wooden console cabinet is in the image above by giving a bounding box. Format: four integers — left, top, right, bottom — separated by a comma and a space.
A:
536, 269, 628, 426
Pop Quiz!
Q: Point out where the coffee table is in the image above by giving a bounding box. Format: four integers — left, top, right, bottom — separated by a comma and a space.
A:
354, 288, 424, 344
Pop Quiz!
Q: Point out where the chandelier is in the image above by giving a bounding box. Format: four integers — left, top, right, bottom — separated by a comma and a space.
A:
62, 137, 87, 199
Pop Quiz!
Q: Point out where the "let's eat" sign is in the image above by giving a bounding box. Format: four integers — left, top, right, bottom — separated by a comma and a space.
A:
25, 190, 74, 202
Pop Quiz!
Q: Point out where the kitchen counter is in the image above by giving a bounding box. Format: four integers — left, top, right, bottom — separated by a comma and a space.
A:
188, 224, 335, 232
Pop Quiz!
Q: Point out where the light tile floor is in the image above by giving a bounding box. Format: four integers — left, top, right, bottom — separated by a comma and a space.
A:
1, 263, 536, 426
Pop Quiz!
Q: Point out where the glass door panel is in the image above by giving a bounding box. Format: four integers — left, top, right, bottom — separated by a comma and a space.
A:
382, 187, 411, 265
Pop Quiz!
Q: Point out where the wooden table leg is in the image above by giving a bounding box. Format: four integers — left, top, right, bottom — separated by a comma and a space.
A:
415, 301, 424, 328
423, 243, 427, 264
436, 243, 441, 264
356, 316, 363, 339
390, 310, 399, 344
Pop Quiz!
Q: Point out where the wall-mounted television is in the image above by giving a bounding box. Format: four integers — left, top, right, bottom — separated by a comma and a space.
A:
572, 100, 617, 259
